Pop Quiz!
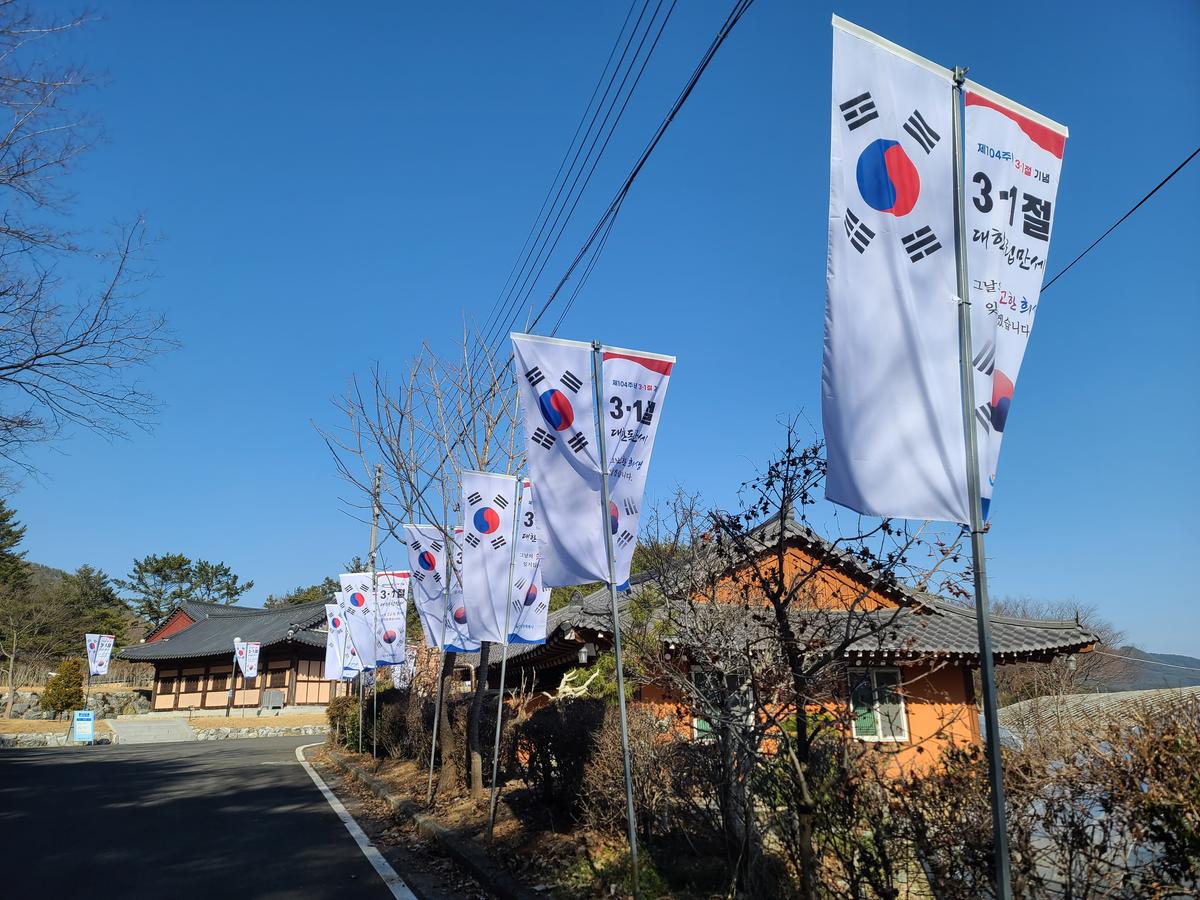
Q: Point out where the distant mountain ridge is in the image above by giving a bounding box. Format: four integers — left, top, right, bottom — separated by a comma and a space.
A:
1103, 646, 1200, 692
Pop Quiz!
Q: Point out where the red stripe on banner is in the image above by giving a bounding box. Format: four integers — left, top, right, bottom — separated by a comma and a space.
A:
602, 351, 674, 375
966, 92, 1065, 159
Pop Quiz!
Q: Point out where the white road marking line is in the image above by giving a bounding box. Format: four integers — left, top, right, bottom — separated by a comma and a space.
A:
296, 742, 418, 900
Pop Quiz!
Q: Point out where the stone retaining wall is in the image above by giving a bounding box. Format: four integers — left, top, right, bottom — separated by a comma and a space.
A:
192, 724, 327, 741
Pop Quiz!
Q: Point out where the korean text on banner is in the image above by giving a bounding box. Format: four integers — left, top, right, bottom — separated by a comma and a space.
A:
508, 479, 547, 645
235, 641, 260, 678
373, 571, 410, 665
963, 85, 1066, 517
404, 524, 449, 649
338, 573, 379, 669
822, 19, 967, 523
85, 633, 114, 676
462, 470, 520, 645
512, 333, 673, 588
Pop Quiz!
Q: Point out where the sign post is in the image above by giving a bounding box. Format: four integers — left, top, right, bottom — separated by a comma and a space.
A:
72, 710, 95, 745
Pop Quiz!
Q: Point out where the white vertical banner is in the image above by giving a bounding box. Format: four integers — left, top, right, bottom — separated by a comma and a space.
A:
512, 333, 673, 588
404, 523, 449, 649
85, 634, 114, 676
963, 84, 1066, 517
598, 345, 674, 588
508, 479, 547, 645
324, 604, 347, 680
373, 570, 410, 665
392, 647, 417, 689
235, 641, 260, 679
338, 573, 378, 669
823, 18, 967, 524
445, 527, 480, 653
461, 470, 521, 645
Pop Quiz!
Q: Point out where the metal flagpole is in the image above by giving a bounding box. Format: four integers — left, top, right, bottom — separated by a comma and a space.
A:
426, 493, 454, 804
592, 341, 641, 899
368, 464, 382, 759
951, 66, 1013, 900
486, 477, 523, 840
227, 643, 240, 718
358, 672, 364, 753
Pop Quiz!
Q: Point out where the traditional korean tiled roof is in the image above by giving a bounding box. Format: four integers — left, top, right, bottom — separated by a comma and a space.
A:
999, 685, 1200, 740
118, 600, 328, 661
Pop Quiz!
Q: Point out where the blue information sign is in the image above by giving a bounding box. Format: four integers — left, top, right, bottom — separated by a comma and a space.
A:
72, 710, 94, 744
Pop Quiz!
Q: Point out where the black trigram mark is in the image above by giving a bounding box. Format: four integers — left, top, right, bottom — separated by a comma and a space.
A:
561, 370, 583, 393
622, 498, 639, 516
975, 402, 993, 433
531, 427, 556, 450
639, 400, 656, 426
412, 571, 424, 582
901, 226, 942, 262
616, 530, 635, 548
567, 433, 588, 454
534, 601, 547, 614
432, 571, 442, 584
410, 538, 422, 551
464, 533, 480, 548
513, 577, 526, 590
845, 209, 875, 253
467, 491, 482, 505
511, 599, 523, 613
973, 340, 996, 376
839, 92, 879, 131
493, 494, 509, 509
430, 540, 443, 553
525, 366, 544, 388
490, 536, 507, 550
903, 109, 940, 154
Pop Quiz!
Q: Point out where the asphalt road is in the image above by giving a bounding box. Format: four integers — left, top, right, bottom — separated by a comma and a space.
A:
0, 736, 404, 900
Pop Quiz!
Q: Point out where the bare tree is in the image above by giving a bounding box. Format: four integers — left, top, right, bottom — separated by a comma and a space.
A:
0, 4, 174, 483
322, 320, 522, 797
619, 424, 971, 897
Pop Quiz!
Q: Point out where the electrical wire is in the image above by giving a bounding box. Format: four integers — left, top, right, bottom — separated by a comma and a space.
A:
1043, 144, 1199, 291
1095, 649, 1200, 674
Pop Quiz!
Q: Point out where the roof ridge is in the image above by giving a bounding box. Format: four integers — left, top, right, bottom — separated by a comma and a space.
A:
924, 597, 1093, 630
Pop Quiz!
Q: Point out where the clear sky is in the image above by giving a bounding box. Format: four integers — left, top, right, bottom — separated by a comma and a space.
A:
17, 2, 1199, 653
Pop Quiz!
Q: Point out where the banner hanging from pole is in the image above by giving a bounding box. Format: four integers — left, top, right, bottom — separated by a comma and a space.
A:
508, 478, 547, 645
461, 470, 521, 645
511, 332, 674, 588
323, 604, 348, 680
338, 573, 379, 670
404, 523, 450, 649
822, 18, 966, 523
445, 527, 480, 653
372, 570, 410, 666
234, 640, 260, 678
392, 647, 417, 689
963, 83, 1067, 517
85, 634, 114, 677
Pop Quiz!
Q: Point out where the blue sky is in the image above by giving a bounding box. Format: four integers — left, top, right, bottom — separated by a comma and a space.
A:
17, 2, 1199, 653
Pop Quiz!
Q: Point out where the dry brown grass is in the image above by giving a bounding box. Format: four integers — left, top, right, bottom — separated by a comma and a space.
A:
0, 719, 112, 734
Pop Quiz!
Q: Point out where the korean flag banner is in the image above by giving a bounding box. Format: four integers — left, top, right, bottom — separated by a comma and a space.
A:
462, 470, 521, 645
335, 597, 365, 676
512, 333, 674, 588
235, 641, 260, 678
338, 573, 379, 670
85, 633, 115, 676
823, 17, 968, 524
508, 479, 547, 645
324, 603, 347, 680
373, 571, 410, 665
392, 647, 417, 689
963, 83, 1066, 517
445, 527, 481, 653
404, 523, 449, 649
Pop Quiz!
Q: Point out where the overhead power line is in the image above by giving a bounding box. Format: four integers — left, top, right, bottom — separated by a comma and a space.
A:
1043, 144, 1199, 291
1096, 649, 1200, 674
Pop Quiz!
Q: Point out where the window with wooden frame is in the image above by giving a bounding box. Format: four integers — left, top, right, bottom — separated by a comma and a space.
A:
848, 668, 908, 742
183, 675, 202, 692
158, 677, 176, 695
210, 672, 228, 691
268, 667, 288, 688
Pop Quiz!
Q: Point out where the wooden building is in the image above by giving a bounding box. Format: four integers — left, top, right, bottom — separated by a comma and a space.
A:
118, 599, 343, 712
470, 514, 1097, 773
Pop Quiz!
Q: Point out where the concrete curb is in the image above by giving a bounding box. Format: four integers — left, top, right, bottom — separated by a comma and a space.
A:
324, 746, 539, 900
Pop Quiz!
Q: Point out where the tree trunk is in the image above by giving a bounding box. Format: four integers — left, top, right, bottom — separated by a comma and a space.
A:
436, 652, 459, 795
466, 641, 492, 799
4, 634, 16, 718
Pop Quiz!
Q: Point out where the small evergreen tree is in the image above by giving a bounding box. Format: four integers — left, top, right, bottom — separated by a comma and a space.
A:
41, 657, 85, 716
